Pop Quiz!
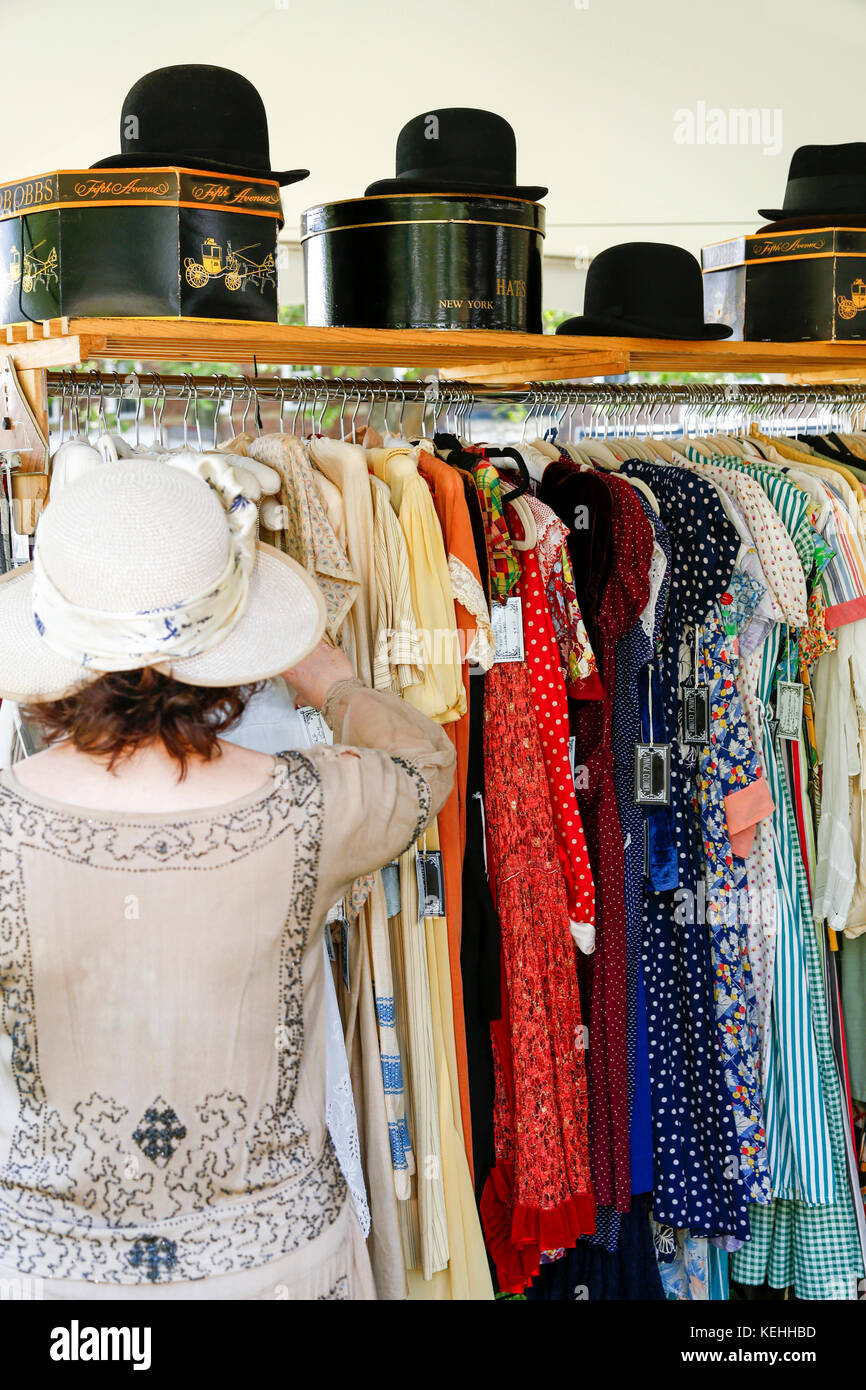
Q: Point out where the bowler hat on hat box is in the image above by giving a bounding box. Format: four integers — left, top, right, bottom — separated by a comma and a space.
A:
759, 143, 866, 224
364, 108, 547, 201
91, 64, 309, 186
556, 242, 732, 340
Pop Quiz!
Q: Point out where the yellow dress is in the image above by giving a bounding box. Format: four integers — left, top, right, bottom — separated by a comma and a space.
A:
368, 446, 465, 724
400, 820, 494, 1301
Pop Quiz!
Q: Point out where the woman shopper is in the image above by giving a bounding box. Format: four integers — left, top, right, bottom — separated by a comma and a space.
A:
0, 456, 455, 1300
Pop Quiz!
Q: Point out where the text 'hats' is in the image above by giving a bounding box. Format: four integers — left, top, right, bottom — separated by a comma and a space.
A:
364, 108, 547, 201
556, 242, 732, 340
0, 459, 326, 703
759, 144, 866, 224
91, 65, 309, 187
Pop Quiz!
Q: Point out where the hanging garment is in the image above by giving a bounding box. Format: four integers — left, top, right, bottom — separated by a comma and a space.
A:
541, 461, 653, 1218
619, 459, 750, 1240
309, 437, 379, 685
731, 623, 865, 1298
404, 819, 495, 1302
692, 599, 773, 1204
612, 494, 669, 1200
459, 675, 501, 1201
417, 445, 495, 1171
245, 432, 360, 643
525, 1197, 665, 1302
510, 506, 596, 940
368, 446, 465, 723
480, 660, 596, 1294
369, 474, 425, 696
524, 492, 603, 699
468, 458, 521, 600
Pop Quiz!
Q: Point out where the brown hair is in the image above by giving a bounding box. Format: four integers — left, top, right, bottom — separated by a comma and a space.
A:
22, 669, 263, 779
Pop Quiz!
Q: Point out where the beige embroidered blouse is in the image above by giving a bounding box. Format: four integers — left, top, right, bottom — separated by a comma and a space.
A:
0, 680, 455, 1293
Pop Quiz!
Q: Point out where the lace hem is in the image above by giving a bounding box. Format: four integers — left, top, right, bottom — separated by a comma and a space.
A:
324, 937, 371, 1236
448, 554, 495, 671
480, 1159, 597, 1295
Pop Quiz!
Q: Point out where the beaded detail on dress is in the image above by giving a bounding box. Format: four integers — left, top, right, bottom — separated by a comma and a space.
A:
0, 754, 349, 1284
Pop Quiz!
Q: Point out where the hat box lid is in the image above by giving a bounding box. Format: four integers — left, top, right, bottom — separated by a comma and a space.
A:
301, 191, 545, 241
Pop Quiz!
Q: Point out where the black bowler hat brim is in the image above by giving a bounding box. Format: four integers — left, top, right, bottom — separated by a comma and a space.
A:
364, 174, 547, 201
90, 152, 309, 187
556, 313, 733, 341
758, 207, 866, 224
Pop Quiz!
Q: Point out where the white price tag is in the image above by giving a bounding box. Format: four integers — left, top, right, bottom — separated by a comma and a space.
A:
491, 596, 525, 663
297, 706, 333, 745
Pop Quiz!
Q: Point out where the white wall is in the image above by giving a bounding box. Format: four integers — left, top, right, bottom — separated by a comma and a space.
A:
1, 0, 862, 313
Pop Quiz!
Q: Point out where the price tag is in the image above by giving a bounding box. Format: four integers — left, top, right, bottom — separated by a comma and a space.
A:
324, 922, 336, 961
681, 683, 710, 746
775, 680, 804, 741
297, 706, 332, 745
325, 898, 346, 926
415, 849, 446, 922
491, 596, 525, 663
634, 743, 671, 806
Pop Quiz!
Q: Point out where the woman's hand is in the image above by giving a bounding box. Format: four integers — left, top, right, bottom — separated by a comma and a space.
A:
281, 640, 358, 710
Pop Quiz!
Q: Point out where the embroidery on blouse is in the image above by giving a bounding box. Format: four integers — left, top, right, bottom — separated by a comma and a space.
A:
317, 1274, 349, 1299
0, 753, 349, 1284
389, 756, 432, 853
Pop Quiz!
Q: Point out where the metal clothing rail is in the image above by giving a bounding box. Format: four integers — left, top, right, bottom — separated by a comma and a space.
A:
44, 371, 866, 408
43, 371, 866, 444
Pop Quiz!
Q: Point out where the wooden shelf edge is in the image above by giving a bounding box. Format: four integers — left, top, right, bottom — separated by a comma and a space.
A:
3, 318, 866, 383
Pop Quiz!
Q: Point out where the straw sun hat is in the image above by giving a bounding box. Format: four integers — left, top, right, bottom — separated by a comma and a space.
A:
0, 455, 327, 703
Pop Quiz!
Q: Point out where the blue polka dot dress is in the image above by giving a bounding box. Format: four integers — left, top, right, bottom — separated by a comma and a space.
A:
621, 460, 749, 1240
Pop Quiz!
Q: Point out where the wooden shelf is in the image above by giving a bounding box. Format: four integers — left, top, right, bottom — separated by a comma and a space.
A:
0, 317, 621, 381
5, 317, 866, 382
4, 316, 866, 384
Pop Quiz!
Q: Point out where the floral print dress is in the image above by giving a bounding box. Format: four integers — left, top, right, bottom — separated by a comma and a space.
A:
692, 598, 773, 1206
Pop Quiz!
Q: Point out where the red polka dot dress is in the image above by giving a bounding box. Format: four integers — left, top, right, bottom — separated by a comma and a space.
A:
511, 509, 596, 936
480, 657, 597, 1292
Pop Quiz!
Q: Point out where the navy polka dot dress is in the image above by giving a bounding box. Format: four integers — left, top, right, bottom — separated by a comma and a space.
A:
621, 460, 749, 1241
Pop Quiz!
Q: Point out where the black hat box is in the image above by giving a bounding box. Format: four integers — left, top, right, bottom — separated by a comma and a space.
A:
301, 192, 545, 332
702, 226, 866, 341
0, 167, 284, 327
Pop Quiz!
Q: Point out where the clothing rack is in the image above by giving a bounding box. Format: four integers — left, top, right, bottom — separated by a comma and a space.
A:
43, 371, 866, 441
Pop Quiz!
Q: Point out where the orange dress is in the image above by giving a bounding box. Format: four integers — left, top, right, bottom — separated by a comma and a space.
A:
418, 448, 494, 1178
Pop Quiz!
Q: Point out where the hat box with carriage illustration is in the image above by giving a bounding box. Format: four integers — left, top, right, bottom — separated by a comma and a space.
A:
701, 143, 866, 340
0, 167, 283, 326
701, 226, 866, 341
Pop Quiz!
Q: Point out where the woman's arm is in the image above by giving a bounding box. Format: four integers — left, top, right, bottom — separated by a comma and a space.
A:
282, 641, 457, 897
283, 641, 358, 712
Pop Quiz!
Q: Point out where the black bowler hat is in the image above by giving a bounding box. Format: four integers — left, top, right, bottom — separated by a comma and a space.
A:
364, 108, 546, 201
556, 242, 732, 340
91, 65, 309, 186
759, 144, 866, 223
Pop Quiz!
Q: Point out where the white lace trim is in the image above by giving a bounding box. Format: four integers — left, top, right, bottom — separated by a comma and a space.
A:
640, 543, 667, 640
323, 938, 370, 1237
448, 554, 495, 671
